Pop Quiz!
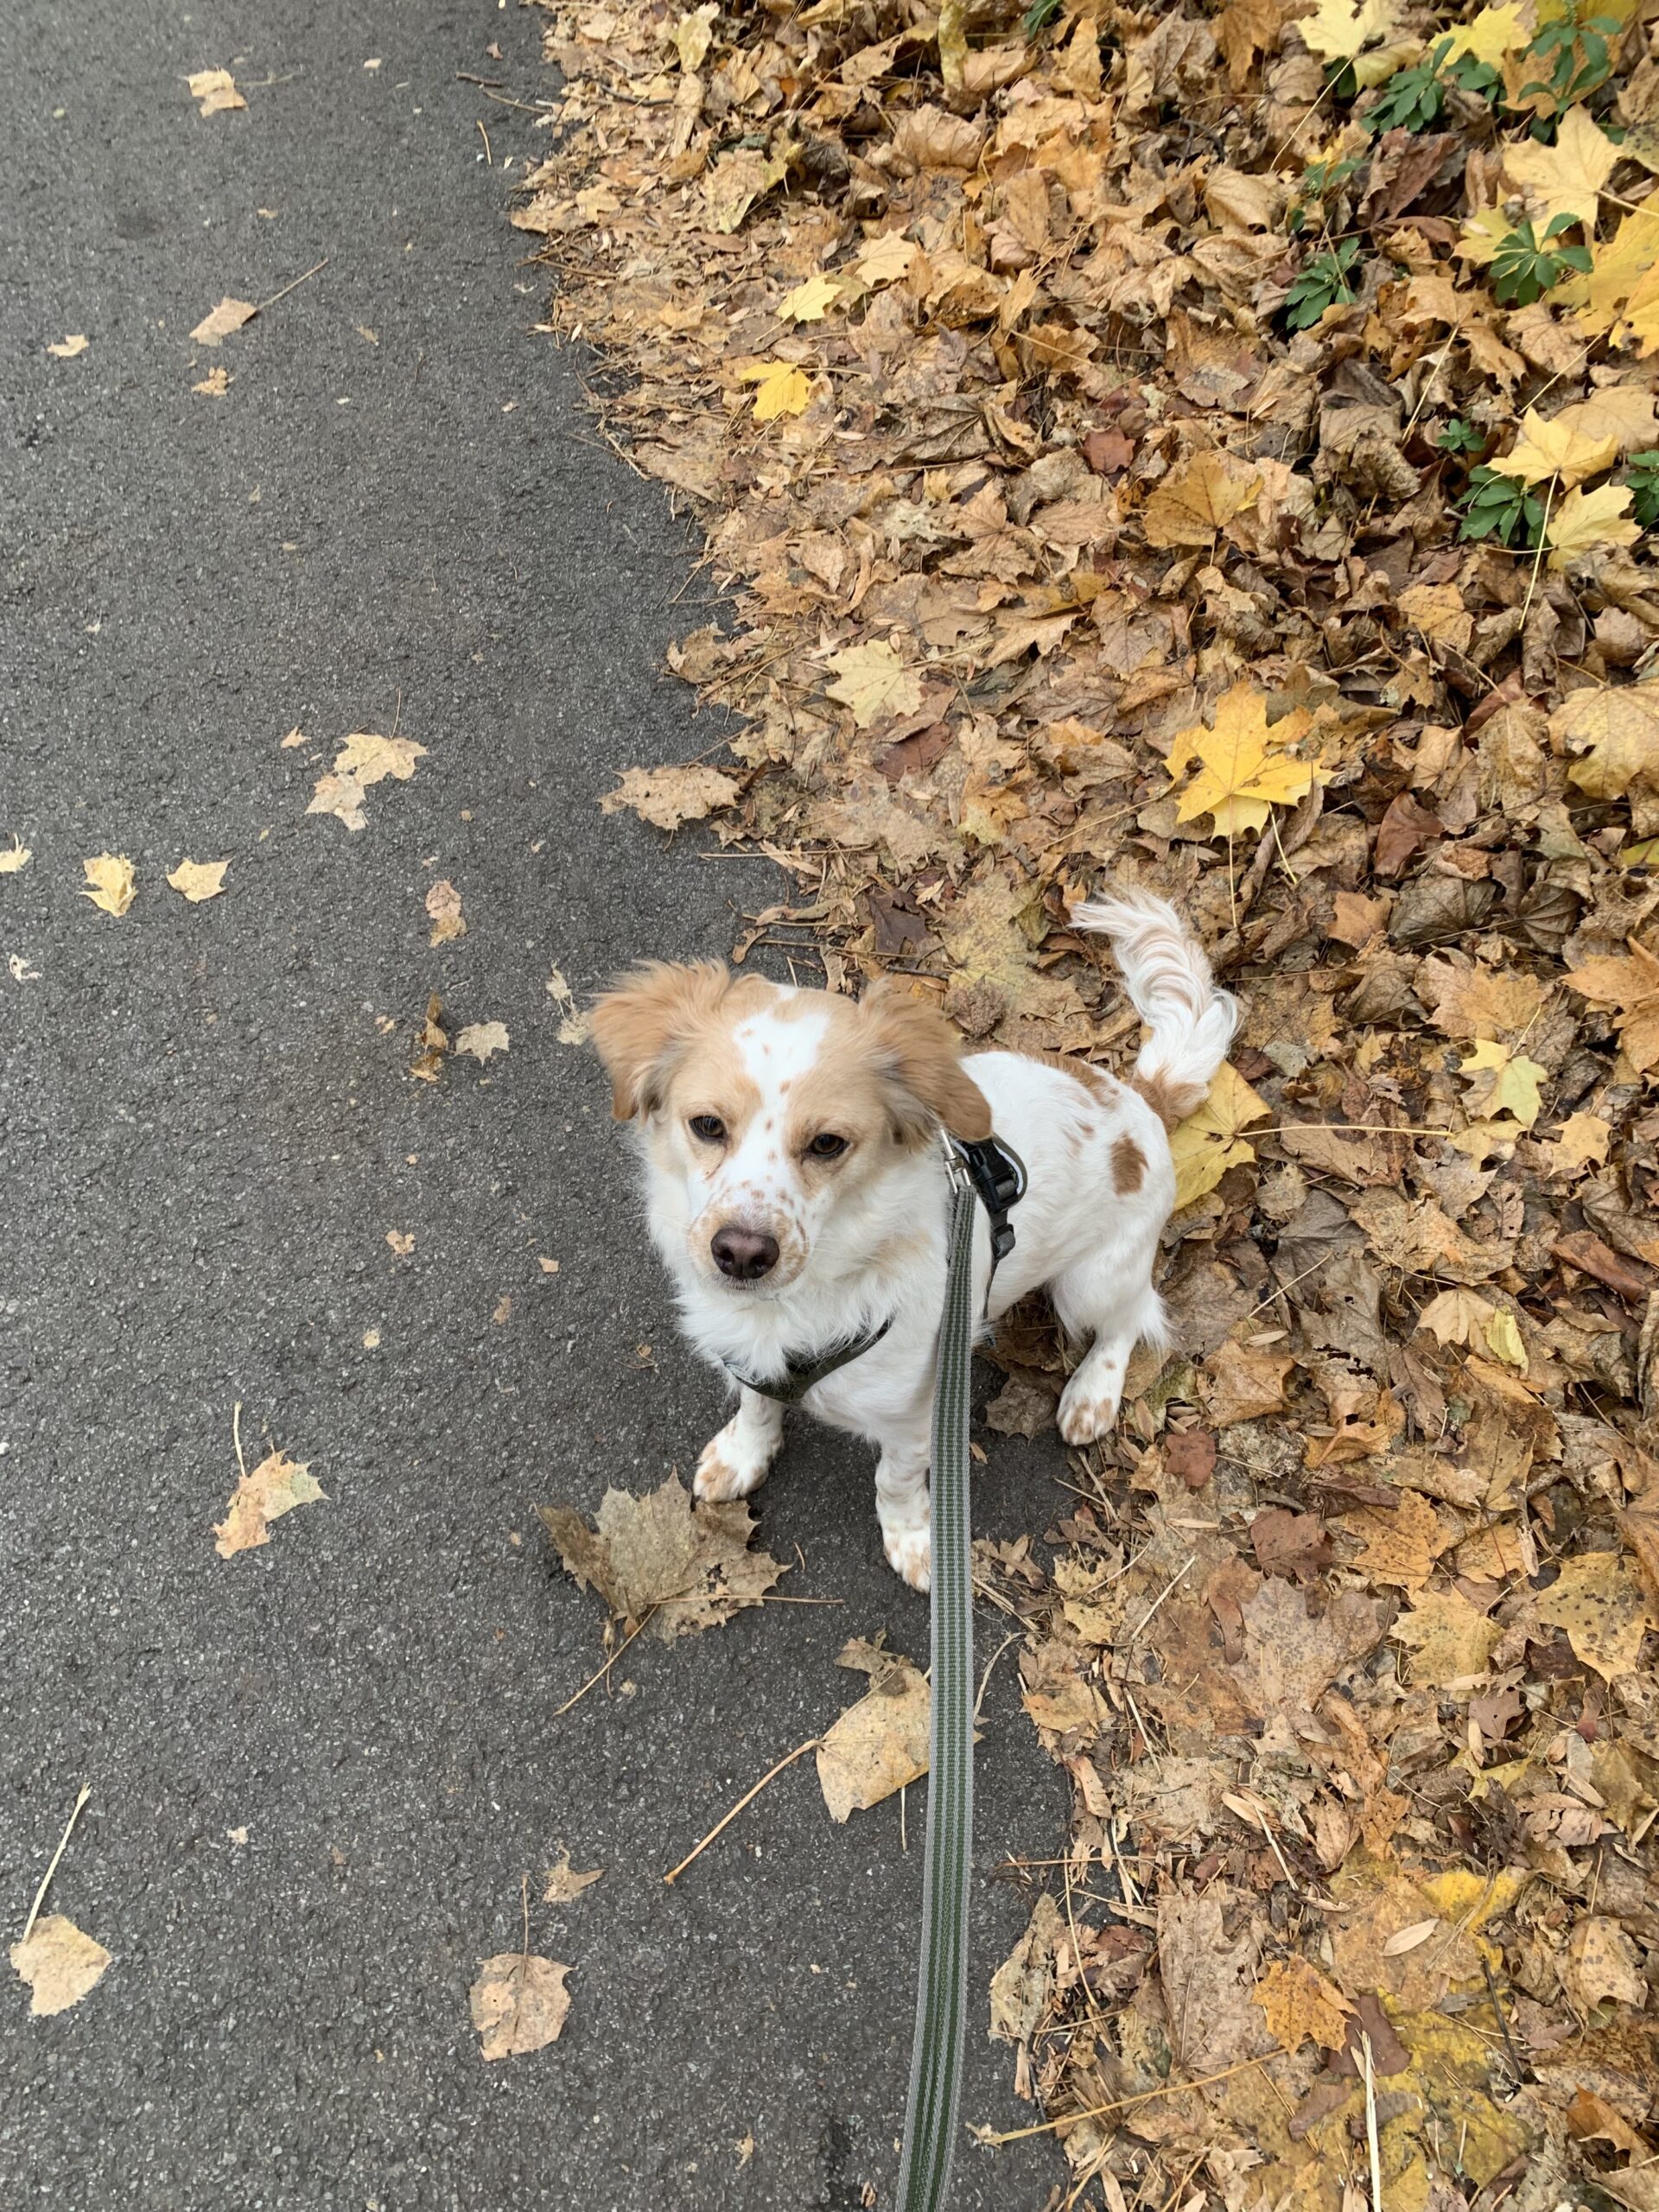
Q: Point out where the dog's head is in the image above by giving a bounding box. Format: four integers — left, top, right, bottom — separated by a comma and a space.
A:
590, 964, 989, 1294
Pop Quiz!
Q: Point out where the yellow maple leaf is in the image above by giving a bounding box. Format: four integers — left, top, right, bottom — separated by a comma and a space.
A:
1547, 483, 1640, 569
1168, 683, 1318, 836
1458, 1039, 1547, 1127
1393, 1590, 1501, 1687
778, 276, 841, 325
1168, 1063, 1270, 1211
1141, 449, 1262, 549
1442, 3, 1529, 65
1253, 1957, 1353, 2054
823, 640, 925, 728
1484, 1306, 1528, 1371
1555, 682, 1659, 804
741, 359, 813, 421
80, 853, 136, 917
1535, 1553, 1657, 1681
213, 1448, 325, 1558
1503, 105, 1618, 238
1457, 204, 1513, 269
1300, 0, 1398, 62
1486, 404, 1618, 489
1621, 257, 1659, 355
166, 857, 229, 903
1537, 1109, 1612, 1176
1560, 190, 1659, 334
857, 233, 918, 286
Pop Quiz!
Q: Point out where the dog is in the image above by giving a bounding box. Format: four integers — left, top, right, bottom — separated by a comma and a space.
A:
591, 890, 1236, 1590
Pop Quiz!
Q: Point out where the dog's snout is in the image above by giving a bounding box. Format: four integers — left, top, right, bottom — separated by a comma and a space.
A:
711, 1226, 779, 1281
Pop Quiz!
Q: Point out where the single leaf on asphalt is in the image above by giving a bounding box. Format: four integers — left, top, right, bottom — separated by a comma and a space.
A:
425, 878, 466, 944
10, 1916, 111, 2017
190, 297, 257, 347
741, 360, 812, 421
193, 368, 230, 397
1253, 1956, 1353, 2053
1167, 684, 1317, 836
1535, 1553, 1657, 1681
543, 1853, 602, 1904
470, 1954, 570, 2059
47, 334, 89, 359
817, 1637, 932, 1822
307, 731, 427, 832
824, 640, 925, 729
80, 853, 136, 916
187, 67, 246, 116
546, 963, 590, 1044
0, 839, 32, 874
454, 1020, 509, 1062
213, 1448, 325, 1559
167, 858, 228, 903
1167, 1062, 1270, 1210
537, 1474, 785, 1639
386, 1230, 415, 1255
600, 763, 741, 830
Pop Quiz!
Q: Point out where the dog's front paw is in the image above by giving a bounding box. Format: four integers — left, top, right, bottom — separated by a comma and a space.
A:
1057, 1377, 1121, 1446
881, 1516, 932, 1593
694, 1418, 772, 1503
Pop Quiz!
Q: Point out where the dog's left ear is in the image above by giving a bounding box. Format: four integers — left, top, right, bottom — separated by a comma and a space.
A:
590, 960, 731, 1120
859, 981, 993, 1143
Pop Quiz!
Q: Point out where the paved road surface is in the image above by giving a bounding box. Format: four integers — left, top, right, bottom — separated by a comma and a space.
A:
0, 3, 1067, 2205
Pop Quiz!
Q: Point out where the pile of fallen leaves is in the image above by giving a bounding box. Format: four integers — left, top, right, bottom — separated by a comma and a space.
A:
508, 0, 1659, 2201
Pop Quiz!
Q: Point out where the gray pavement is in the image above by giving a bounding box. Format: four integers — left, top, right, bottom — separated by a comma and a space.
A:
0, 3, 1067, 2205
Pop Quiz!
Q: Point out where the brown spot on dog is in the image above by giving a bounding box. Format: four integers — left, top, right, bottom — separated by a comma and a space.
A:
1132, 1070, 1208, 1130
1078, 1121, 1096, 1140
1112, 1134, 1146, 1194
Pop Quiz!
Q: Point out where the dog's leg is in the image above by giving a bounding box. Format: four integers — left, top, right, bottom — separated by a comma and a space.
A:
874, 1422, 932, 1592
1052, 1239, 1167, 1446
694, 1386, 785, 1502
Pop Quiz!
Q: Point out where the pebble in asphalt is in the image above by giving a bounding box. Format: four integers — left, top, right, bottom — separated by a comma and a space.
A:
1, 3, 1069, 2204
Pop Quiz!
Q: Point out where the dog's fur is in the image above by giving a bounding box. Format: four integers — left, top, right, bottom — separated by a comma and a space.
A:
591, 890, 1236, 1589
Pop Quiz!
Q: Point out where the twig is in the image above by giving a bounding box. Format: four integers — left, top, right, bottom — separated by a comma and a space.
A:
1361, 2032, 1384, 2212
553, 1609, 656, 1716
976, 2054, 1270, 2145
21, 1786, 92, 1945
255, 258, 328, 314
1127, 1556, 1194, 1640
477, 118, 493, 167
663, 1736, 821, 1884
232, 1401, 248, 1483
974, 1630, 1020, 1723
1519, 474, 1556, 635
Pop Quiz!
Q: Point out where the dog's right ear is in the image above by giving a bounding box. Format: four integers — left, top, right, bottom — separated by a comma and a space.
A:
589, 961, 731, 1121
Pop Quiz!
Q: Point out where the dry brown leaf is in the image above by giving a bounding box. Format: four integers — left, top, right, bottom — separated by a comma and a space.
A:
10, 1916, 112, 2017
542, 1853, 603, 1904
470, 1954, 570, 2059
167, 858, 227, 903
599, 763, 740, 831
816, 1637, 931, 1822
537, 1475, 785, 1638
425, 879, 466, 944
1141, 450, 1262, 549
80, 853, 136, 917
454, 1020, 509, 1063
213, 1449, 324, 1559
187, 68, 246, 116
1535, 1552, 1657, 1681
1253, 1956, 1353, 2053
191, 297, 257, 347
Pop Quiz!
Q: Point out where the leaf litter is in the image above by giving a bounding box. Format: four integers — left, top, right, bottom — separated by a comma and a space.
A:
511, 0, 1659, 2199
538, 1474, 786, 1640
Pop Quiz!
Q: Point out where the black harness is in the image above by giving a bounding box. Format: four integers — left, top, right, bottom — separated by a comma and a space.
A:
722, 1133, 1028, 1406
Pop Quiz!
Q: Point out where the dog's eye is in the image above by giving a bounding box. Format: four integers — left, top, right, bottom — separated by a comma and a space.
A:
807, 1132, 849, 1160
689, 1115, 727, 1144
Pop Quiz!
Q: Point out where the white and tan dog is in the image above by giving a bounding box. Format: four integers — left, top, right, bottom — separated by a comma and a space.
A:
591, 892, 1236, 1590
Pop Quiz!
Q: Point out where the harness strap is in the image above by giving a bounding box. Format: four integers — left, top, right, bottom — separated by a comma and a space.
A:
723, 1315, 894, 1406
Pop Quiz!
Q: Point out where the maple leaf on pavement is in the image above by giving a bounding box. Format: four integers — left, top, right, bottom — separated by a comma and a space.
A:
537, 1475, 786, 1639
214, 1449, 324, 1558
80, 853, 137, 916
600, 762, 741, 830
1167, 683, 1318, 835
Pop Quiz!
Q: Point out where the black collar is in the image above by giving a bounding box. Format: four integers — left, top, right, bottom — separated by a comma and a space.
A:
720, 1131, 1027, 1406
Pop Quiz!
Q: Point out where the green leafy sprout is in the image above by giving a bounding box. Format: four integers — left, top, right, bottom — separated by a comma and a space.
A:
1516, 6, 1622, 122
1459, 465, 1546, 546
1490, 214, 1592, 307
1364, 38, 1453, 135
1287, 156, 1363, 237
1626, 451, 1659, 529
1284, 238, 1361, 331
1438, 417, 1486, 456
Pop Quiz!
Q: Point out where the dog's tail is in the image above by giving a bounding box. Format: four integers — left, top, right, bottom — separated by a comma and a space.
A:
1071, 889, 1237, 1129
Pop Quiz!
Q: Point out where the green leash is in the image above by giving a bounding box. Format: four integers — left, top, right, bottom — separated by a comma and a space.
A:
895, 1146, 990, 2212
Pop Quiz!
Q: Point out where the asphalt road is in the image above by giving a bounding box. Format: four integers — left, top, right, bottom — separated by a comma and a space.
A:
0, 4, 1067, 2206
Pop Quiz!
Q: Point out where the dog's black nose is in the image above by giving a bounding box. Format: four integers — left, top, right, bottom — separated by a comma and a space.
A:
712, 1227, 779, 1281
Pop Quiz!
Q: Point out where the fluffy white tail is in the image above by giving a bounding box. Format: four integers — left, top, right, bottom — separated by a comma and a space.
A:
1071, 890, 1237, 1128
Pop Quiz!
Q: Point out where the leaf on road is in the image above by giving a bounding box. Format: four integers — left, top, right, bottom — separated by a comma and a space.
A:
816, 1636, 932, 1822
546, 963, 590, 1044
167, 858, 228, 903
0, 839, 32, 874
543, 1853, 603, 1904
10, 1916, 111, 2017
454, 1020, 509, 1063
306, 731, 427, 832
1168, 684, 1318, 836
186, 68, 246, 116
80, 853, 136, 917
537, 1475, 785, 1639
425, 879, 466, 944
600, 763, 741, 831
47, 334, 89, 359
213, 1449, 325, 1559
192, 367, 230, 397
470, 1954, 570, 2059
190, 297, 257, 347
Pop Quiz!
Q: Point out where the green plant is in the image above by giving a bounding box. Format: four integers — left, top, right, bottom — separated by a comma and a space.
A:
1627, 450, 1659, 527
1459, 465, 1546, 545
1287, 156, 1363, 237
1284, 238, 1360, 330
1515, 5, 1622, 121
1438, 417, 1485, 456
1447, 51, 1502, 99
1490, 214, 1592, 306
1364, 38, 1453, 135
1022, 0, 1065, 36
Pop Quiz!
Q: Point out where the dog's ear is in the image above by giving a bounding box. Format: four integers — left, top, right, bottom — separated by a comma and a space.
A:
590, 961, 731, 1121
858, 981, 993, 1143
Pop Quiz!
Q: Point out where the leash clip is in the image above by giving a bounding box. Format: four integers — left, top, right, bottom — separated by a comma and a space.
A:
944, 1131, 1027, 1268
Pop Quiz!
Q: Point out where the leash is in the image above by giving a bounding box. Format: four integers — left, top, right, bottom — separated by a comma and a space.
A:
896, 1130, 1025, 2212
